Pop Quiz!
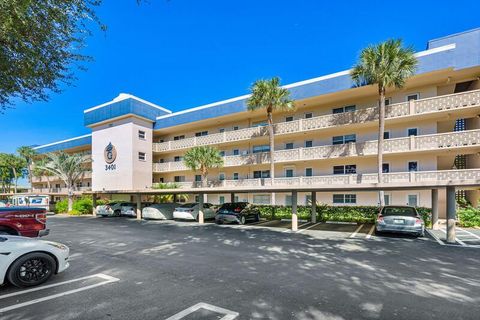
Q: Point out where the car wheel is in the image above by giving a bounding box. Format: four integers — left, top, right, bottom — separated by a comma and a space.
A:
7, 252, 57, 288
239, 216, 246, 225
114, 210, 121, 217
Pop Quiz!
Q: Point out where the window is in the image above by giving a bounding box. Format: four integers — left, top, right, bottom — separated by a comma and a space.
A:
406, 93, 419, 101
195, 131, 208, 137
253, 145, 270, 153
219, 173, 225, 181
233, 149, 240, 156
333, 194, 357, 204
383, 131, 390, 139
305, 112, 313, 119
333, 134, 356, 145
233, 173, 239, 180
174, 176, 185, 182
384, 194, 391, 206
407, 128, 418, 136
234, 196, 239, 202
219, 196, 225, 204
407, 194, 418, 207
385, 98, 391, 106
285, 195, 293, 206
195, 195, 200, 202
285, 168, 294, 178
285, 116, 294, 122
382, 163, 390, 173
333, 105, 356, 114
195, 175, 202, 182
333, 165, 356, 174
174, 156, 182, 162
174, 135, 185, 140
305, 140, 313, 148
138, 130, 146, 139
159, 178, 164, 183
253, 195, 271, 204
219, 128, 225, 133
305, 195, 312, 205
76, 182, 82, 188
253, 170, 270, 178
138, 152, 146, 161
233, 126, 239, 130
305, 168, 313, 177
408, 161, 418, 172
252, 121, 267, 127
219, 151, 225, 157
285, 142, 294, 150
159, 158, 165, 163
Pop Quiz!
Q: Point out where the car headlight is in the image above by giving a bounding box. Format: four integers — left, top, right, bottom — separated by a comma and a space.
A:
46, 241, 68, 250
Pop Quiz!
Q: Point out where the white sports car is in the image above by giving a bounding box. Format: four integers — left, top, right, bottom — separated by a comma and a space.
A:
0, 235, 70, 287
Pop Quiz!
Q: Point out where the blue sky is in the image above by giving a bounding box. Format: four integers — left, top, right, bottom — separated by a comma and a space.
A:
2, 0, 480, 154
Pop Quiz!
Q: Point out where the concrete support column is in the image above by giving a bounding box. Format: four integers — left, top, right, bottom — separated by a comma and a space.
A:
431, 189, 439, 230
136, 194, 142, 220
92, 193, 97, 217
173, 194, 178, 203
311, 191, 317, 223
292, 191, 298, 231
230, 192, 235, 203
198, 193, 204, 224
446, 186, 456, 244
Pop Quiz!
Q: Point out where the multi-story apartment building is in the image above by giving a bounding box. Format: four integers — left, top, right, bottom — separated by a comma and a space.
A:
32, 28, 480, 217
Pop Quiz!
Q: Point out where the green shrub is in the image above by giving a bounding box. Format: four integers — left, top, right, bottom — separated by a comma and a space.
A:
55, 199, 68, 213
458, 207, 480, 227
257, 204, 431, 224
68, 209, 82, 216
72, 197, 93, 215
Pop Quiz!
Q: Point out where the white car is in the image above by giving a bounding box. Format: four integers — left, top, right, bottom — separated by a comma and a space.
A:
173, 203, 216, 221
0, 235, 70, 287
142, 203, 177, 220
96, 202, 135, 217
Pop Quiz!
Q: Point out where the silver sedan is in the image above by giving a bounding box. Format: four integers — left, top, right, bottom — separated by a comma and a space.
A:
375, 205, 425, 237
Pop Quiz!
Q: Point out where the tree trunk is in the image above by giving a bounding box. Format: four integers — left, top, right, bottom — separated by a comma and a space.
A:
67, 185, 74, 212
46, 176, 51, 192
267, 111, 276, 205
12, 168, 17, 194
201, 168, 208, 188
377, 87, 386, 207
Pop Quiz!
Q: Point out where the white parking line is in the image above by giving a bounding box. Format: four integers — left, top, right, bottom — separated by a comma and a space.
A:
0, 273, 119, 313
349, 224, 364, 238
165, 302, 239, 320
366, 225, 375, 239
457, 227, 480, 240
425, 229, 445, 246
438, 228, 467, 246
297, 222, 321, 233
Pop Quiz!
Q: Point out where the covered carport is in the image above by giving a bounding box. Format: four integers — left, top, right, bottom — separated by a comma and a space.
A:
87, 180, 480, 244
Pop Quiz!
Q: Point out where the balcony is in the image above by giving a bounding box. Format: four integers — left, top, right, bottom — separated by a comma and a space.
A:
153, 129, 480, 173
31, 186, 92, 194
32, 171, 92, 183
153, 89, 480, 153
172, 169, 480, 190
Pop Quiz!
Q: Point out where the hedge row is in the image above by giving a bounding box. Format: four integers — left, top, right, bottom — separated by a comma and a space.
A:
458, 207, 480, 227
55, 197, 108, 215
257, 205, 432, 226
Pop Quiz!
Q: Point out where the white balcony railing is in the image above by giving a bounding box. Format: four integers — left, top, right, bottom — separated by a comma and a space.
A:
31, 186, 92, 194
172, 169, 480, 189
153, 89, 480, 153
153, 129, 480, 173
31, 171, 92, 183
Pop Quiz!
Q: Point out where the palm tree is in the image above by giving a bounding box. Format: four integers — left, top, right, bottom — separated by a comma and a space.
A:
0, 153, 26, 194
152, 182, 188, 203
33, 158, 53, 192
183, 146, 223, 187
38, 152, 89, 212
17, 146, 37, 188
351, 39, 417, 206
247, 77, 295, 204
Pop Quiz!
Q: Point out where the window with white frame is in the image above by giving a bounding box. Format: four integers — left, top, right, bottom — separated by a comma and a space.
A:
253, 194, 271, 204
333, 194, 357, 204
407, 128, 418, 136
173, 135, 185, 140
408, 161, 418, 172
219, 128, 225, 133
219, 196, 225, 204
305, 112, 313, 119
233, 172, 239, 180
138, 152, 146, 161
233, 126, 239, 130
233, 149, 239, 156
407, 194, 418, 207
332, 134, 356, 145
174, 176, 185, 182
385, 98, 391, 106
384, 194, 391, 206
219, 173, 225, 181
252, 145, 270, 153
138, 130, 146, 140
195, 175, 201, 182
406, 93, 419, 101
305, 194, 312, 205
253, 170, 270, 178
285, 168, 294, 178
333, 165, 356, 175
383, 131, 390, 139
305, 168, 313, 177
305, 140, 313, 148
382, 163, 390, 173
285, 116, 294, 122
285, 142, 294, 150
174, 156, 182, 162
333, 105, 356, 114
285, 195, 293, 206
195, 131, 208, 137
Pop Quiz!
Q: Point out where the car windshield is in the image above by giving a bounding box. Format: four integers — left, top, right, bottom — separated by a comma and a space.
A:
219, 203, 247, 211
179, 203, 197, 208
382, 207, 417, 217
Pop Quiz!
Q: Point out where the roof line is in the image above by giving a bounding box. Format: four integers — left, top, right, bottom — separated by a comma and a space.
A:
84, 93, 172, 114
33, 134, 92, 150
155, 43, 456, 121
428, 27, 480, 44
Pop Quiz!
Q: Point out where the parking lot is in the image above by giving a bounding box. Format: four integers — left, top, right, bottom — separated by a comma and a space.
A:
1, 215, 480, 319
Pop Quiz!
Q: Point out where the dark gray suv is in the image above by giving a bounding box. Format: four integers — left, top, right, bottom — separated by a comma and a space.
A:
215, 202, 260, 225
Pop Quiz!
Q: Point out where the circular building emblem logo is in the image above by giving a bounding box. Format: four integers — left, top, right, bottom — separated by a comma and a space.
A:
104, 142, 117, 164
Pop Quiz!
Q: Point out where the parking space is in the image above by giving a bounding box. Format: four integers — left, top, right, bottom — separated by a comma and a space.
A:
1, 216, 479, 319
428, 226, 480, 247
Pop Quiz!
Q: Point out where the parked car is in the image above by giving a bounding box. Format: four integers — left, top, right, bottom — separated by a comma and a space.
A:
375, 205, 425, 237
215, 202, 260, 225
0, 235, 69, 287
0, 207, 49, 237
96, 202, 135, 217
173, 203, 216, 221
142, 203, 178, 220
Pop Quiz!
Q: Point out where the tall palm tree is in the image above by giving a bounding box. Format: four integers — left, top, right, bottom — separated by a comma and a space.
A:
247, 77, 295, 203
351, 39, 417, 206
17, 146, 37, 188
33, 158, 53, 192
38, 152, 89, 212
183, 146, 224, 188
